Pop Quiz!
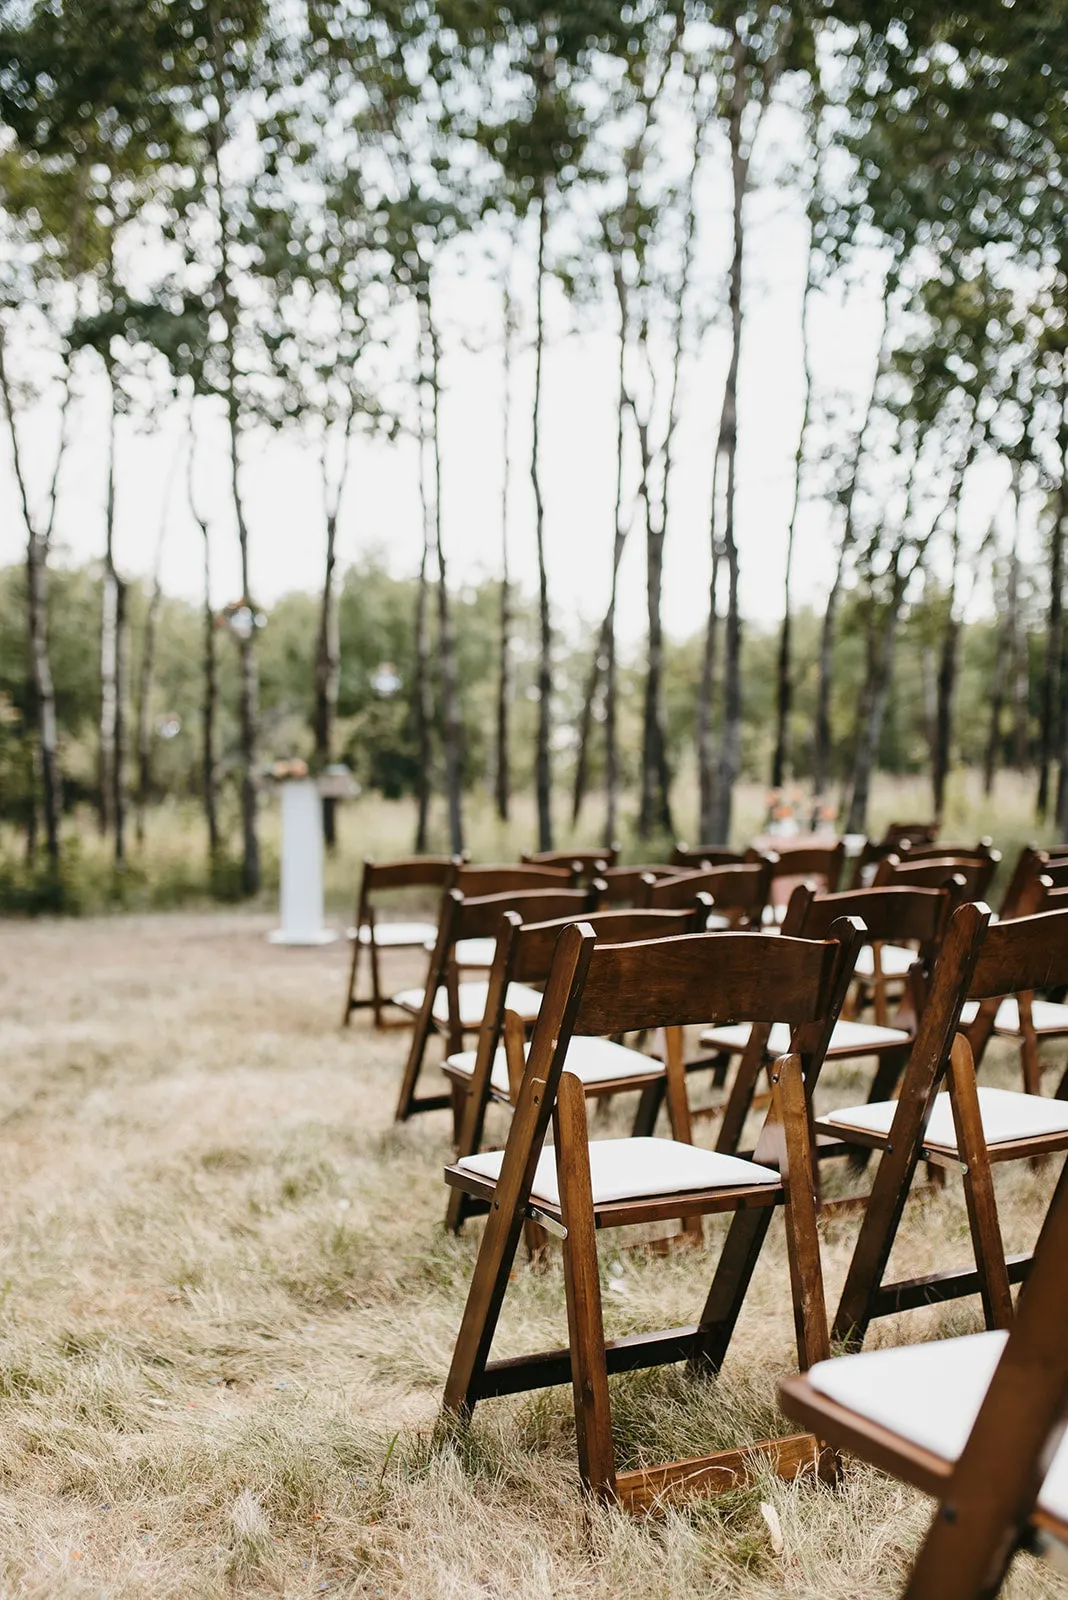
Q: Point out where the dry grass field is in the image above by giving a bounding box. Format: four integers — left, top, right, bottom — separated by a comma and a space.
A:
0, 908, 1065, 1598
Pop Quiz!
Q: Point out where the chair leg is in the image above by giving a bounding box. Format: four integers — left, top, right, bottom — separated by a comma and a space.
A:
631, 1079, 665, 1137
848, 1045, 911, 1172
555, 1072, 617, 1500
395, 997, 435, 1121
946, 1035, 1013, 1330
715, 1030, 770, 1156
1019, 1017, 1042, 1096
342, 932, 362, 1028
370, 935, 385, 1030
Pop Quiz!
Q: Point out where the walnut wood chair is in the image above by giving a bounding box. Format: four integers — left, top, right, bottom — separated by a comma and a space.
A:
670, 843, 748, 869
522, 846, 620, 879
899, 838, 997, 865
595, 864, 680, 906
441, 914, 865, 1509
639, 860, 773, 929
703, 882, 957, 1158
444, 905, 700, 1234
393, 885, 596, 1121
854, 853, 1001, 1024
961, 870, 1068, 1095
779, 1150, 1068, 1600
342, 855, 460, 1030
746, 839, 846, 925
817, 901, 1068, 1344
847, 821, 940, 889
440, 863, 584, 969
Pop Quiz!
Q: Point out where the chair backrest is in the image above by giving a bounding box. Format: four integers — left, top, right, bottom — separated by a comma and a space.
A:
874, 852, 998, 899
670, 843, 748, 868
641, 862, 772, 927
596, 864, 680, 905
438, 886, 595, 946
454, 862, 579, 895
881, 820, 940, 849
782, 882, 955, 958
1039, 857, 1068, 890
505, 907, 699, 986
968, 905, 1068, 1002
899, 838, 996, 864
359, 855, 460, 899
747, 839, 845, 893
558, 923, 862, 1040
521, 845, 620, 874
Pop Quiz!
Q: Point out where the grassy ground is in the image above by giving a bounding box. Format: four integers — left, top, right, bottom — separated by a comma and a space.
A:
0, 911, 1065, 1597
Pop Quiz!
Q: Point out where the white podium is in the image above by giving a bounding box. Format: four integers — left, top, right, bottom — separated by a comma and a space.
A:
268, 778, 339, 946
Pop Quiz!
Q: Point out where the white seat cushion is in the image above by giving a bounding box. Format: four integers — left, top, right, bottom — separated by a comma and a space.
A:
699, 1019, 910, 1056
807, 1330, 1068, 1523
446, 1036, 662, 1097
392, 981, 543, 1029
350, 920, 438, 947
960, 996, 1068, 1035
456, 1136, 781, 1208
821, 1085, 1068, 1151
854, 943, 916, 979
421, 936, 498, 966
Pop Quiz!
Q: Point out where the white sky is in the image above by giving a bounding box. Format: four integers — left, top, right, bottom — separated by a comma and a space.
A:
0, 106, 1020, 646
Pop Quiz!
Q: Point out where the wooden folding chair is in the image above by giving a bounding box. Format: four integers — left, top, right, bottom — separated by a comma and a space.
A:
962, 870, 1068, 1095
393, 885, 595, 1121
441, 914, 864, 1508
670, 843, 748, 869
780, 1153, 1068, 1600
847, 821, 940, 889
441, 863, 583, 970
444, 905, 699, 1233
747, 840, 846, 926
342, 855, 459, 1030
704, 882, 956, 1157
640, 860, 773, 929
854, 853, 999, 1024
819, 902, 1068, 1344
899, 837, 998, 866
595, 864, 680, 906
522, 846, 619, 878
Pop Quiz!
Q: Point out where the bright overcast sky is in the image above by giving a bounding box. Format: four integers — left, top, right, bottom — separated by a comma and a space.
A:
0, 104, 1017, 646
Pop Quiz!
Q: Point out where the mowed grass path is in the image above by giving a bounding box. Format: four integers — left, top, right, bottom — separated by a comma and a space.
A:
0, 911, 1064, 1599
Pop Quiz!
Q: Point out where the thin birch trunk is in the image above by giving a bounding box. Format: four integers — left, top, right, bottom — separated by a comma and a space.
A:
0, 331, 66, 866
602, 303, 630, 846
135, 447, 179, 850
186, 412, 220, 859
531, 190, 553, 850
495, 279, 513, 823
983, 546, 1008, 798
314, 410, 354, 851
426, 294, 464, 856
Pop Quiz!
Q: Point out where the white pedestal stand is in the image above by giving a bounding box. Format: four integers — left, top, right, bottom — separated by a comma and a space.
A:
268, 778, 339, 946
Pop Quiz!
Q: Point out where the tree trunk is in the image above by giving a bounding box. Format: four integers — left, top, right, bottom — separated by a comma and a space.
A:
314, 503, 341, 849
599, 256, 632, 844
495, 278, 513, 823
412, 517, 434, 855
6, 331, 71, 870
638, 518, 672, 837
1038, 485, 1064, 821
208, 9, 258, 896
706, 39, 750, 847
135, 565, 163, 850
187, 423, 220, 860
770, 174, 816, 790
932, 614, 960, 817
531, 190, 553, 850
697, 529, 721, 841
845, 539, 911, 835
98, 379, 120, 845
426, 296, 464, 857
983, 551, 1008, 798
1009, 527, 1029, 771
812, 540, 844, 803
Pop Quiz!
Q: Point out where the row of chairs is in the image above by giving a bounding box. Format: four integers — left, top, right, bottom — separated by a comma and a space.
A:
341, 829, 1068, 1595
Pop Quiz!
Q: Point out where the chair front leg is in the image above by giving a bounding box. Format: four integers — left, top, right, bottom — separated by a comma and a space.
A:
946, 1034, 1013, 1330
555, 1071, 617, 1500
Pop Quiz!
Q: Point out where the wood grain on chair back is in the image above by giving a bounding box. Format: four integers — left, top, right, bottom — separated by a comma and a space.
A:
361, 855, 460, 892
783, 882, 955, 950
564, 924, 860, 1038
874, 852, 997, 899
749, 840, 845, 893
521, 846, 619, 873
968, 905, 1068, 1001
641, 861, 771, 925
454, 863, 578, 895
670, 844, 748, 868
440, 886, 593, 944
507, 907, 697, 984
